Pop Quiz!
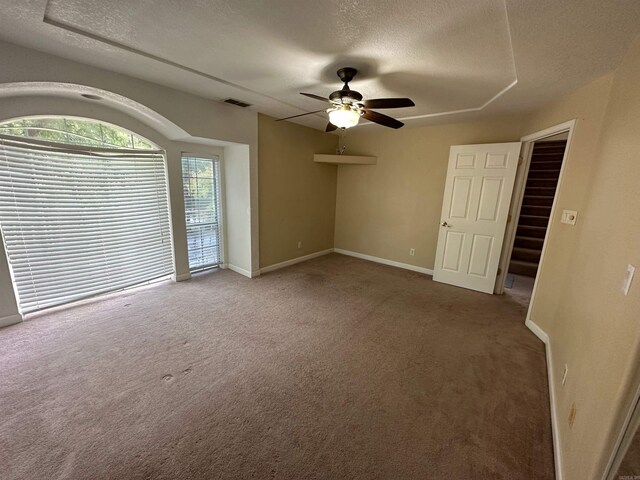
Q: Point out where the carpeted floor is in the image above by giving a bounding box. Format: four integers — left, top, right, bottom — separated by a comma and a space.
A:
0, 253, 554, 479
504, 274, 535, 308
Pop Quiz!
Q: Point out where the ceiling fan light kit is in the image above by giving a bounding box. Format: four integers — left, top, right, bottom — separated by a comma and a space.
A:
276, 67, 415, 130
327, 105, 361, 129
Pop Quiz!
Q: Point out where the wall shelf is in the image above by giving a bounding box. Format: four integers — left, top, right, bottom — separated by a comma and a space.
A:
313, 154, 377, 165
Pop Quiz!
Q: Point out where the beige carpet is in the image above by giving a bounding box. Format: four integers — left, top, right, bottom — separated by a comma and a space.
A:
0, 253, 554, 479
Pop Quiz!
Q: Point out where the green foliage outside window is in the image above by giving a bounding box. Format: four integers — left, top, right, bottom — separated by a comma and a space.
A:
182, 157, 215, 223
0, 117, 154, 150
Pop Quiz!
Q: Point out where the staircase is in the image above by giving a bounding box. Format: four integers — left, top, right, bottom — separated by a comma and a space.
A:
508, 140, 566, 277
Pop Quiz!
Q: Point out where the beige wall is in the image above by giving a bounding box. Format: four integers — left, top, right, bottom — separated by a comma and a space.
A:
524, 39, 640, 479
258, 114, 337, 268
522, 74, 614, 332
334, 117, 524, 270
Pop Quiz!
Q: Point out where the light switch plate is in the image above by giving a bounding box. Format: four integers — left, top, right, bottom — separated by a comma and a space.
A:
623, 264, 635, 296
561, 209, 578, 225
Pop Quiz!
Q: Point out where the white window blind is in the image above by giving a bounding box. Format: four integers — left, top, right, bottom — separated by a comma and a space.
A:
182, 156, 222, 271
0, 135, 174, 313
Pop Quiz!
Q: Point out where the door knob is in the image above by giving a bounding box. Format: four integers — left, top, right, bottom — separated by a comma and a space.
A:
441, 221, 450, 227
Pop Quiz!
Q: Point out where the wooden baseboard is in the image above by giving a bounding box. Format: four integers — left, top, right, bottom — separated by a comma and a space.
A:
260, 249, 334, 274
0, 313, 23, 329
227, 264, 258, 278
333, 248, 434, 275
172, 272, 192, 282
526, 318, 563, 480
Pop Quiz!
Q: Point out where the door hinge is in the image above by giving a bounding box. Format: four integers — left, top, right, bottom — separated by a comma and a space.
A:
497, 268, 502, 275
518, 156, 523, 166
507, 214, 512, 223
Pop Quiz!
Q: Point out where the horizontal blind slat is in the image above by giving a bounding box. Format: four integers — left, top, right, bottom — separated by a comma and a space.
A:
18, 270, 172, 312
13, 254, 173, 285
181, 156, 222, 270
0, 139, 174, 313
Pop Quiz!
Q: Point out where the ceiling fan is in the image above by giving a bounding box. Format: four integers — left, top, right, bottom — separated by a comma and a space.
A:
276, 67, 415, 131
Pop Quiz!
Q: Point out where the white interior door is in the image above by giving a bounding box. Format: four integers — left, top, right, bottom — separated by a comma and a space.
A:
433, 142, 522, 293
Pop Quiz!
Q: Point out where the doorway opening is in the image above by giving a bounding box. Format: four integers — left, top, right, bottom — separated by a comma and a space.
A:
497, 121, 574, 311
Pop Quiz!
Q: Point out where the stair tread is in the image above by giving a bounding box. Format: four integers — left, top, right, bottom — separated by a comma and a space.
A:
534, 141, 567, 146
513, 246, 543, 254
516, 235, 544, 242
528, 172, 562, 178
509, 259, 539, 267
523, 195, 555, 199
529, 164, 562, 169
518, 225, 546, 230
520, 214, 550, 220
524, 188, 556, 193
522, 205, 552, 208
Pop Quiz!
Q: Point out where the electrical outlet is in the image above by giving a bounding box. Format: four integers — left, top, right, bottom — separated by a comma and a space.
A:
409, 248, 415, 256
562, 364, 568, 385
297, 241, 302, 249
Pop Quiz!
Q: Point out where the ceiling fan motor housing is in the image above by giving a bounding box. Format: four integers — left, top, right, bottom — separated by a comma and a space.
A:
330, 89, 363, 103
331, 67, 364, 104
337, 67, 358, 83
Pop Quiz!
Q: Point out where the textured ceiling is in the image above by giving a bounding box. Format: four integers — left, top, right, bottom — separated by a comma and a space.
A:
0, 0, 639, 130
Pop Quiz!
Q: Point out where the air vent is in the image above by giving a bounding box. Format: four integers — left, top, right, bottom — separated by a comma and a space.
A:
224, 98, 252, 108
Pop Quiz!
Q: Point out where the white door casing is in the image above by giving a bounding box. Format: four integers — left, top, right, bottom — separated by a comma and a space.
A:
433, 142, 522, 294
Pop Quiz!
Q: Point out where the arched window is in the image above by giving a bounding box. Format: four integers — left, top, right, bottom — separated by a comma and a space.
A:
0, 116, 172, 314
0, 116, 155, 149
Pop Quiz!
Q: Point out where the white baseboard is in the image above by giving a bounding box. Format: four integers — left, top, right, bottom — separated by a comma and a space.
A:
257, 248, 434, 277
0, 313, 23, 328
260, 249, 334, 274
228, 264, 261, 278
526, 318, 563, 480
172, 272, 192, 282
333, 248, 434, 276
525, 317, 549, 344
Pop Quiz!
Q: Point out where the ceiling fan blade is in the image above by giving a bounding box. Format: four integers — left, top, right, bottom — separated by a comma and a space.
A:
361, 110, 404, 129
363, 98, 415, 109
326, 123, 338, 132
301, 92, 330, 103
275, 109, 325, 121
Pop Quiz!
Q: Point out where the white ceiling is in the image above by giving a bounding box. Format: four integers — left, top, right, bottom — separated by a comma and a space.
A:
0, 0, 639, 131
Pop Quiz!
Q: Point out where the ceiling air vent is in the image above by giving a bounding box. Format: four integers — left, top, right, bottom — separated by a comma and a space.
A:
224, 98, 252, 108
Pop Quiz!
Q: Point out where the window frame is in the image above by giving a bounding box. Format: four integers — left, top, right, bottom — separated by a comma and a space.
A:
180, 152, 225, 273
